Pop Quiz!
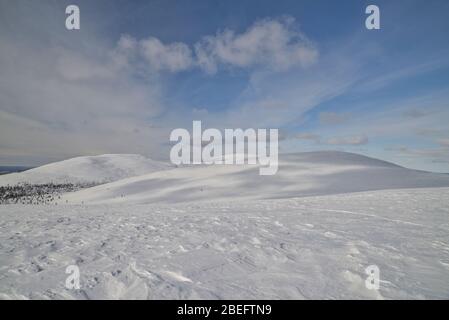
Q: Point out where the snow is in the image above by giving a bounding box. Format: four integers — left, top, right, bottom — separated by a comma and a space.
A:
0, 154, 172, 186
1, 187, 449, 299
62, 151, 449, 204
1, 151, 449, 299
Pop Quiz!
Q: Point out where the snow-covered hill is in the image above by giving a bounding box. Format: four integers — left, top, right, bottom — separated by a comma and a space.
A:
0, 154, 171, 186
63, 151, 449, 204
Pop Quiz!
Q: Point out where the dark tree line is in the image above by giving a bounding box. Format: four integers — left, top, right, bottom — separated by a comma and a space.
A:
0, 183, 95, 205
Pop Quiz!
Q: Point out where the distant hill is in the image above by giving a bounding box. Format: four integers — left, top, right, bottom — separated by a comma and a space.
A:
0, 154, 172, 186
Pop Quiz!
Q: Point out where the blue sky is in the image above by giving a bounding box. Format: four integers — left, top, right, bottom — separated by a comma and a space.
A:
0, 0, 449, 172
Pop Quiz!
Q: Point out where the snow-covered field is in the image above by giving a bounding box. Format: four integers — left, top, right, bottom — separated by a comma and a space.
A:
0, 152, 449, 299
1, 188, 449, 299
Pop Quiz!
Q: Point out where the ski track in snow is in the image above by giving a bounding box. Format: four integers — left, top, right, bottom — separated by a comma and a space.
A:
1, 187, 449, 300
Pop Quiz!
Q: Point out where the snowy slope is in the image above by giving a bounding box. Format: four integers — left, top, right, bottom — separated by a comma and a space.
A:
63, 151, 449, 204
0, 154, 171, 186
1, 187, 449, 299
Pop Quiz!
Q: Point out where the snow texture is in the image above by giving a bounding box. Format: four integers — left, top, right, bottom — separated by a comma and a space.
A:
0, 152, 448, 299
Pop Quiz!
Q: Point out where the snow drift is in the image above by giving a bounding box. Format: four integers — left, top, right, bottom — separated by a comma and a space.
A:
62, 151, 449, 204
0, 154, 171, 186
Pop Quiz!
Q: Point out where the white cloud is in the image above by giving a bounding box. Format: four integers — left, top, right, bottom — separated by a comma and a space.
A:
0, 7, 324, 164
140, 37, 194, 72
117, 17, 317, 75
194, 17, 318, 73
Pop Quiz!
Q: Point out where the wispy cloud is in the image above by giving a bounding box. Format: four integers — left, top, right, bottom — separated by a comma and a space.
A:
319, 112, 350, 125
325, 135, 368, 146
293, 133, 368, 146
294, 132, 321, 143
